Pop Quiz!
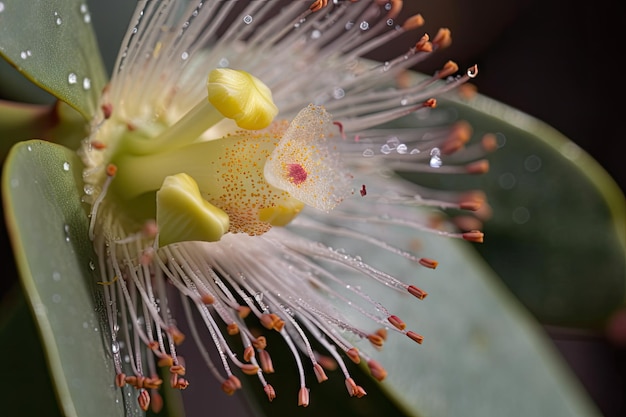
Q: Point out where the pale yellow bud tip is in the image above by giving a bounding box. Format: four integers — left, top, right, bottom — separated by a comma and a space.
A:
207, 68, 278, 130
156, 173, 230, 247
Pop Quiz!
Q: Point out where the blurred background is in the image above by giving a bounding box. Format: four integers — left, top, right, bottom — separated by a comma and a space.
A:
1, 0, 624, 416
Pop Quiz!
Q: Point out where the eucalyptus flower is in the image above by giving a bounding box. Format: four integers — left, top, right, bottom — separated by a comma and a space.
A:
13, 0, 495, 413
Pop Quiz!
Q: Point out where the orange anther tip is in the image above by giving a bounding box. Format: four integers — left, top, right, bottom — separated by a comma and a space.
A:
462, 230, 485, 243
346, 347, 361, 364
106, 164, 117, 177
418, 258, 438, 269
388, 315, 407, 330
367, 333, 385, 348
407, 285, 428, 300
423, 98, 437, 108
314, 363, 328, 383
407, 330, 424, 344
227, 323, 239, 335
264, 384, 277, 401
298, 387, 310, 407
241, 364, 260, 375
138, 389, 150, 412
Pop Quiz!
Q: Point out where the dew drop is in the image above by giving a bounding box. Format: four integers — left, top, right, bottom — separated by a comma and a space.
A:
181, 51, 189, 60
429, 148, 442, 168
512, 206, 530, 224
83, 321, 89, 329
82, 77, 91, 90
64, 224, 71, 242
68, 72, 78, 85
54, 12, 62, 26
362, 148, 375, 157
63, 161, 70, 171
0, 2, 5, 13
380, 144, 392, 155
359, 21, 369, 31
218, 57, 229, 67
498, 172, 516, 190
410, 148, 420, 155
20, 50, 32, 60
83, 12, 91, 23
243, 14, 253, 24
52, 271, 61, 281
89, 260, 96, 271
332, 87, 345, 100
111, 341, 120, 354
524, 154, 542, 172
83, 184, 94, 195
397, 144, 408, 154
311, 29, 322, 39
27, 145, 32, 151
52, 294, 62, 303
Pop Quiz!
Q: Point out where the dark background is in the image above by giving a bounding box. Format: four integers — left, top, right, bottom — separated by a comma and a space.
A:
1, 0, 624, 416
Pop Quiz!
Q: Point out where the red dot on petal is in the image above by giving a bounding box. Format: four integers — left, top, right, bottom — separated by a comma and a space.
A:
287, 163, 307, 185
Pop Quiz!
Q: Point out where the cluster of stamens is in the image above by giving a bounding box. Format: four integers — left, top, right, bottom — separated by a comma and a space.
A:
77, 0, 495, 413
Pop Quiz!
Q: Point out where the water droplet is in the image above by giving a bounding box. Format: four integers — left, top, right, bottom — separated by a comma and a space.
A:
80, 3, 88, 13
52, 294, 62, 303
362, 148, 375, 157
386, 18, 394, 26
68, 73, 77, 85
111, 341, 120, 354
429, 148, 442, 168
218, 57, 229, 67
83, 12, 91, 23
344, 21, 354, 30
410, 148, 421, 155
63, 162, 70, 171
20, 50, 32, 60
524, 154, 542, 172
181, 51, 189, 60
64, 224, 71, 242
54, 12, 62, 26
52, 271, 61, 281
83, 184, 94, 195
359, 21, 369, 31
243, 14, 253, 24
311, 29, 322, 39
27, 145, 32, 151
397, 144, 408, 154
512, 206, 530, 224
83, 321, 89, 329
498, 172, 516, 190
82, 77, 91, 90
380, 144, 392, 154
332, 87, 345, 100
0, 2, 5, 13
89, 260, 96, 271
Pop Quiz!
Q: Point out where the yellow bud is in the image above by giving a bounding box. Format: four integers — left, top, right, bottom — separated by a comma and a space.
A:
207, 68, 278, 130
156, 173, 230, 246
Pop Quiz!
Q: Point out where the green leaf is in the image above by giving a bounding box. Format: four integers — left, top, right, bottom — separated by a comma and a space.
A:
408, 92, 626, 327
0, 0, 107, 119
1, 140, 141, 417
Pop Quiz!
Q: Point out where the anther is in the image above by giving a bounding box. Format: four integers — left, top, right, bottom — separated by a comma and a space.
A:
175, 377, 189, 390
309, 0, 328, 12
416, 257, 437, 269
264, 384, 277, 401
375, 327, 388, 341
355, 385, 367, 398
168, 326, 185, 345
407, 330, 424, 344
144, 377, 163, 389
367, 333, 385, 348
437, 61, 459, 79
137, 389, 150, 412
367, 359, 388, 382
201, 292, 215, 304
241, 364, 260, 375
298, 387, 310, 407
106, 163, 117, 177
259, 349, 275, 374
244, 346, 255, 362
101, 103, 113, 119
423, 98, 437, 108
414, 34, 432, 52
221, 376, 242, 395
346, 347, 361, 364
403, 14, 424, 30
433, 28, 452, 48
313, 363, 328, 383
407, 285, 428, 300
227, 323, 239, 335
462, 230, 484, 243
157, 355, 174, 367
481, 133, 498, 152
252, 336, 267, 350
115, 373, 126, 387
91, 140, 106, 150
150, 390, 164, 414
170, 365, 186, 376
388, 315, 406, 330
345, 378, 358, 396
360, 184, 367, 197
237, 306, 251, 318
466, 160, 489, 174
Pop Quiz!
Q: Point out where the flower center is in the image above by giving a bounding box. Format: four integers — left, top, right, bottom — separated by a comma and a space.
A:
89, 69, 352, 246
